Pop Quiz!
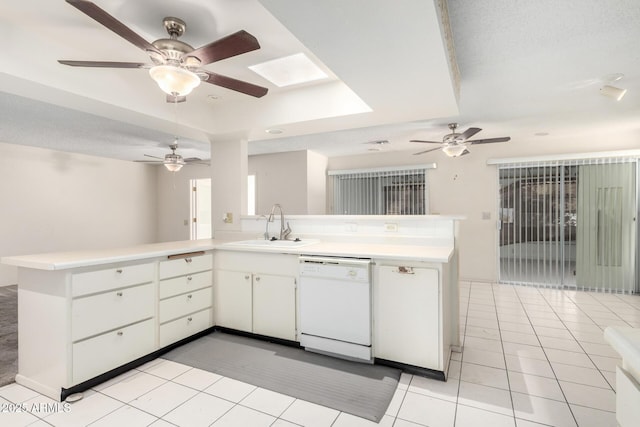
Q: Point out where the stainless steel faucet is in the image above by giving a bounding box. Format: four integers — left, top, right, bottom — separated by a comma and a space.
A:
267, 204, 291, 240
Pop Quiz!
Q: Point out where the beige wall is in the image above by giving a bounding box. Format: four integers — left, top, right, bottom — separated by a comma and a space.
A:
0, 142, 158, 286
328, 131, 640, 282
156, 163, 211, 242
248, 150, 328, 215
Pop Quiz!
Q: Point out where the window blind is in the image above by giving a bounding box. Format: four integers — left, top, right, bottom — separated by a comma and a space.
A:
497, 157, 638, 293
328, 165, 433, 215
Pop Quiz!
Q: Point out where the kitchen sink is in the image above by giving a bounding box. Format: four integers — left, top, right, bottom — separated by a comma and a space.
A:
224, 239, 320, 248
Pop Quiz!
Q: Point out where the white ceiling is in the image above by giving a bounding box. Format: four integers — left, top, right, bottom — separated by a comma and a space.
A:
1, 0, 639, 162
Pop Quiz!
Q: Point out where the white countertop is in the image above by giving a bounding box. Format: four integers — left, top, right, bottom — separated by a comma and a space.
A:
604, 326, 640, 376
1, 238, 454, 271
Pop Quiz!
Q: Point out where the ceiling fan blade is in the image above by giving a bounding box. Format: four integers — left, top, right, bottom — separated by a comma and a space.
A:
58, 60, 146, 68
134, 160, 163, 163
460, 149, 471, 156
413, 146, 442, 155
468, 137, 511, 145
166, 94, 186, 103
184, 159, 211, 165
186, 30, 261, 65
66, 0, 161, 55
409, 139, 444, 144
142, 154, 164, 160
201, 71, 268, 98
459, 127, 482, 140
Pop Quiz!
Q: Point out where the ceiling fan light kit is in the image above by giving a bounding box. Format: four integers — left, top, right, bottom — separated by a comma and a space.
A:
600, 84, 627, 101
149, 65, 201, 96
442, 144, 468, 157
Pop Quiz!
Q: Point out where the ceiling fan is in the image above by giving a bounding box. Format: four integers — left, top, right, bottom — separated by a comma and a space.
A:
58, 0, 268, 101
411, 123, 511, 157
135, 142, 209, 172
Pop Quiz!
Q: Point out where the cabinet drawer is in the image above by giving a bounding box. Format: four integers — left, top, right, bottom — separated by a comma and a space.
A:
160, 270, 212, 299
72, 318, 155, 385
159, 254, 212, 279
159, 287, 212, 323
72, 263, 154, 297
159, 309, 212, 348
72, 283, 155, 342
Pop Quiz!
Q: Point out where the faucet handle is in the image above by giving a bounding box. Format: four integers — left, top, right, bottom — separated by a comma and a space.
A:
283, 222, 292, 240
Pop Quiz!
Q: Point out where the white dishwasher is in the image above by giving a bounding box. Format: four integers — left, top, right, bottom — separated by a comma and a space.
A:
298, 256, 372, 362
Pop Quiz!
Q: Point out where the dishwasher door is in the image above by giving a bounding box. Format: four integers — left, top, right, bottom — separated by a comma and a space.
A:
298, 256, 372, 361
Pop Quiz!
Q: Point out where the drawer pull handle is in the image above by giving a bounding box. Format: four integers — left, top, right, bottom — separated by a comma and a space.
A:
116, 292, 123, 297
255, 276, 260, 282
185, 258, 192, 264
187, 276, 193, 281
117, 331, 123, 336
187, 294, 193, 299
187, 317, 193, 322
397, 266, 414, 274
244, 275, 250, 280
116, 269, 123, 274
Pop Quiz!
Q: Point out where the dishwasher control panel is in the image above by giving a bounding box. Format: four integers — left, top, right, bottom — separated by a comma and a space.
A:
299, 256, 371, 282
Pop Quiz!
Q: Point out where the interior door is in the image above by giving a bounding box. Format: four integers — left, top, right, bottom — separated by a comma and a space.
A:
576, 163, 636, 291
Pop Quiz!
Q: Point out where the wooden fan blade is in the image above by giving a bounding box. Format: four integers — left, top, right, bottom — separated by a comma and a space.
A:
58, 60, 146, 68
201, 71, 268, 98
413, 147, 442, 155
66, 0, 160, 55
459, 127, 482, 140
468, 137, 511, 145
186, 30, 261, 65
166, 94, 186, 103
410, 139, 443, 144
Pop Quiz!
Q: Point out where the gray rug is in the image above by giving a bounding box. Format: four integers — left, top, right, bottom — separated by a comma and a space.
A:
0, 285, 18, 387
161, 332, 400, 422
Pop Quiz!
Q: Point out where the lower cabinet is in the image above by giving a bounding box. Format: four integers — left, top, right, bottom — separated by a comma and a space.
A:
374, 263, 442, 371
214, 251, 298, 341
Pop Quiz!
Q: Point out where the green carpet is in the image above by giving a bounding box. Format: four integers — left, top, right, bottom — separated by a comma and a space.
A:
162, 331, 400, 422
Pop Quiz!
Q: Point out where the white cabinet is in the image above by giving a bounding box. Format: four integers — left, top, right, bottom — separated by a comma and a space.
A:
374, 263, 444, 372
14, 250, 215, 401
214, 251, 298, 341
158, 254, 214, 346
70, 263, 156, 385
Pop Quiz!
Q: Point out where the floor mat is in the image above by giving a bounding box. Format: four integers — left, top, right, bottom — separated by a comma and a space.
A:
161, 331, 400, 422
0, 285, 18, 387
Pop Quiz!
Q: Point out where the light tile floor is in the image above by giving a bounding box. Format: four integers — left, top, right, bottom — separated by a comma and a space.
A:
2, 281, 639, 427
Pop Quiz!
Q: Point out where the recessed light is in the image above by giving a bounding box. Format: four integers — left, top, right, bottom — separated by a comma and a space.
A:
266, 128, 283, 135
600, 85, 627, 101
249, 53, 328, 87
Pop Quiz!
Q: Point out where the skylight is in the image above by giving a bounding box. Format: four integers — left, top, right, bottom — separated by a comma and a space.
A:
249, 53, 328, 87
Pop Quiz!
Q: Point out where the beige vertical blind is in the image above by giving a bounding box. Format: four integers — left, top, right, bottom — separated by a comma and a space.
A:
328, 165, 434, 215
497, 157, 638, 293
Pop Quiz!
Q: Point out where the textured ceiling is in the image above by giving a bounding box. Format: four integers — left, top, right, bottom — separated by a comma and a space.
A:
1, 0, 639, 162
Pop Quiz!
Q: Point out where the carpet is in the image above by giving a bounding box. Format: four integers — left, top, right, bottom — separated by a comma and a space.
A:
0, 285, 18, 387
161, 331, 400, 422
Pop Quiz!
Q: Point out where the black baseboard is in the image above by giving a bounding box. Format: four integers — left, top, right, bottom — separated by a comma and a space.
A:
60, 326, 216, 401
213, 326, 302, 349
374, 358, 446, 381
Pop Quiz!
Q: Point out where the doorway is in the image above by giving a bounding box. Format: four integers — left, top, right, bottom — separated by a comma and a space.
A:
190, 178, 212, 239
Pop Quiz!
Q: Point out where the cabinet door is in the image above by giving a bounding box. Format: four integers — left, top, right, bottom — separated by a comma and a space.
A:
213, 270, 252, 332
252, 274, 296, 341
374, 266, 440, 369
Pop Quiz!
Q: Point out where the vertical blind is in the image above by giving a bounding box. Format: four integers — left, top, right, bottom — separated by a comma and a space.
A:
328, 165, 433, 215
497, 157, 638, 293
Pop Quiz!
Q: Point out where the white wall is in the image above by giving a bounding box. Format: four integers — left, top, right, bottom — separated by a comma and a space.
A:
328, 131, 640, 282
0, 143, 158, 286
156, 163, 211, 242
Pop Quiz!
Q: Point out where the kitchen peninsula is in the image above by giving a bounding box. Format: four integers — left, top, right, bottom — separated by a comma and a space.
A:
2, 215, 461, 402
